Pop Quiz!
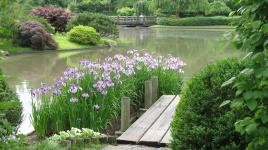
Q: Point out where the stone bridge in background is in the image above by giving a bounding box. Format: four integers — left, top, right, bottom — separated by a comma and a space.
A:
111, 16, 157, 27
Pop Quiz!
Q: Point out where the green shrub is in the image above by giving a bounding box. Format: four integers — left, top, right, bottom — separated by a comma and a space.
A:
117, 7, 135, 16
0, 69, 22, 138
206, 1, 232, 16
67, 25, 101, 45
171, 58, 249, 150
67, 13, 118, 37
31, 17, 54, 33
158, 16, 241, 26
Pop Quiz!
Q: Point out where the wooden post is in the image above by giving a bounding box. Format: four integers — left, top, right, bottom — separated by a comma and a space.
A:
151, 76, 159, 103
121, 97, 130, 132
145, 80, 153, 109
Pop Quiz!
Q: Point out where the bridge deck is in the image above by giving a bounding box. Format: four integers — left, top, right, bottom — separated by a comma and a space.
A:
117, 95, 180, 147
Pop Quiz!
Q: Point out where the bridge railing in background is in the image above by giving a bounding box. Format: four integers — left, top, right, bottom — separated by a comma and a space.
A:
110, 16, 157, 26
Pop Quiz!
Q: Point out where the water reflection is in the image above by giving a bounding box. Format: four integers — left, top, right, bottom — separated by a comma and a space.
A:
0, 27, 243, 134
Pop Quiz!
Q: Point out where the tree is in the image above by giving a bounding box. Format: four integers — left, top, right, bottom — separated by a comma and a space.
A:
222, 0, 268, 149
134, 0, 151, 16
149, 0, 206, 17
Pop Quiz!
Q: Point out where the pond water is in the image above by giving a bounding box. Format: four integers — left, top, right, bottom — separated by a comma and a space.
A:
0, 26, 243, 134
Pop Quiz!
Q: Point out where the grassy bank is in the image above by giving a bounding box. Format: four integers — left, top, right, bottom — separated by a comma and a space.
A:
0, 34, 116, 53
158, 16, 241, 26
150, 25, 235, 32
150, 25, 235, 29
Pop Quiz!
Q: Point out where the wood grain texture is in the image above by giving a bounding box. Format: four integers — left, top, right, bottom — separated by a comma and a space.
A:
117, 95, 176, 144
160, 128, 171, 145
120, 97, 131, 132
139, 96, 180, 145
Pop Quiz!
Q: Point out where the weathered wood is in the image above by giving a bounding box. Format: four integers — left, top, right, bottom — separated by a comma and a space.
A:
151, 76, 159, 103
139, 96, 180, 145
144, 80, 153, 109
120, 97, 130, 132
160, 128, 171, 145
117, 95, 176, 144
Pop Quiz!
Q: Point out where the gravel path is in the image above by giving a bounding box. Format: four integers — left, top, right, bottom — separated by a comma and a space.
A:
101, 145, 170, 150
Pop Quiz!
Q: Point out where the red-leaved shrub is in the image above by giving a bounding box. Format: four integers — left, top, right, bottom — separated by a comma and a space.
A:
15, 21, 58, 50
31, 6, 74, 32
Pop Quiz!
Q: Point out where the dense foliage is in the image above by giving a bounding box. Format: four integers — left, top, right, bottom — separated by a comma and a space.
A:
117, 7, 135, 16
67, 25, 101, 45
0, 69, 21, 138
31, 6, 74, 32
31, 16, 55, 33
67, 13, 118, 36
158, 16, 240, 26
64, 0, 236, 17
205, 1, 231, 16
0, 1, 55, 39
14, 21, 58, 50
69, 0, 112, 14
222, 0, 268, 149
31, 50, 184, 137
24, 0, 69, 8
134, 0, 151, 16
171, 58, 248, 150
0, 1, 29, 39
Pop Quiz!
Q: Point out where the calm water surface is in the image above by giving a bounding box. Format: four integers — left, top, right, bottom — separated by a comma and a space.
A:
0, 27, 243, 134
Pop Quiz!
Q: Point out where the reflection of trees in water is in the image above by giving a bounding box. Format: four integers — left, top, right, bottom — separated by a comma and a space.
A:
1, 53, 67, 88
118, 27, 243, 79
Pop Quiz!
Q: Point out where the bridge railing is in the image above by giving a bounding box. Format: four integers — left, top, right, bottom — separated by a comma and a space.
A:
110, 16, 157, 26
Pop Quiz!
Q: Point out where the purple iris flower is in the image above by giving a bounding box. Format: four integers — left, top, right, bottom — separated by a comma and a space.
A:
70, 97, 78, 103
69, 85, 81, 93
82, 93, 90, 98
93, 104, 101, 110
52, 89, 61, 95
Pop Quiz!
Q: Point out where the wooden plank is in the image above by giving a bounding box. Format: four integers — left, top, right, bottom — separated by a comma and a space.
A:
151, 77, 159, 103
117, 95, 176, 144
161, 128, 171, 145
139, 96, 180, 145
144, 80, 153, 109
120, 97, 130, 132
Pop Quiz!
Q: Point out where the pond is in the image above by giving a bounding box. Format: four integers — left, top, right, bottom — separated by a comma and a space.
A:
0, 26, 243, 134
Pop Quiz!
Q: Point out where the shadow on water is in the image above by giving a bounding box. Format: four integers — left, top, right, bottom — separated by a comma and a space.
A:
0, 26, 244, 134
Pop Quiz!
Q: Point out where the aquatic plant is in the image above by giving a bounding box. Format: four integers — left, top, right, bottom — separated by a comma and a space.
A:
49, 127, 101, 141
32, 50, 184, 137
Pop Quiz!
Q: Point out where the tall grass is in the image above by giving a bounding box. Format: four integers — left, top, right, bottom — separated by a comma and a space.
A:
31, 50, 184, 137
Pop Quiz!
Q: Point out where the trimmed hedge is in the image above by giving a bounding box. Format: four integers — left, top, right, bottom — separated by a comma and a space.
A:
67, 25, 100, 45
0, 69, 22, 138
171, 58, 249, 150
158, 16, 241, 26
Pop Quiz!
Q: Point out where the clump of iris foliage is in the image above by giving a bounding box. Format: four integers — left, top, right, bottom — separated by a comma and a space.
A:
31, 50, 184, 137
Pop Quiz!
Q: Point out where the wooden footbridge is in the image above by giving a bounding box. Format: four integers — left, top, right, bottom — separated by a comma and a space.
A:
111, 16, 157, 27
116, 77, 180, 147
